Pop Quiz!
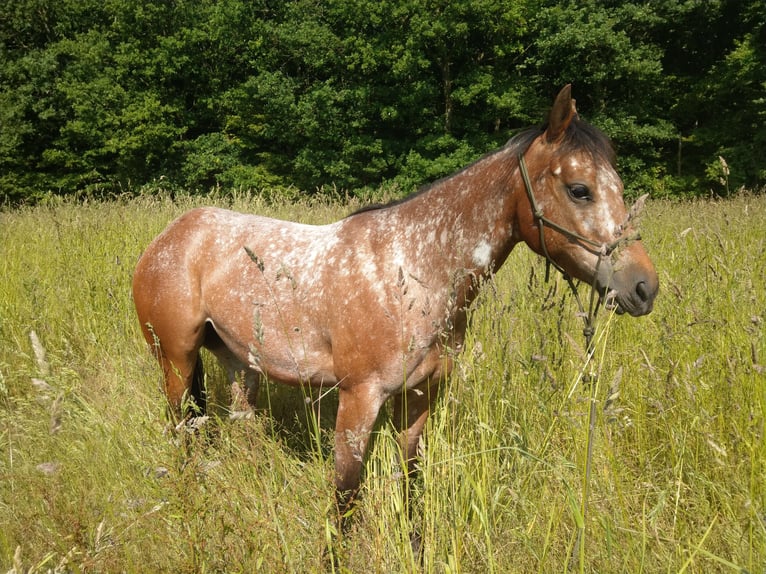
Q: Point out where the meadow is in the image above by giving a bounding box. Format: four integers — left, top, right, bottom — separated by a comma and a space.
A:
0, 191, 764, 573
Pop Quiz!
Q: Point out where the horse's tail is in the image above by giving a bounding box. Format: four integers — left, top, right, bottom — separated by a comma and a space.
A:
189, 354, 207, 415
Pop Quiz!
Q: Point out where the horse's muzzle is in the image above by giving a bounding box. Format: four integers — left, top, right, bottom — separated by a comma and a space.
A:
601, 268, 659, 317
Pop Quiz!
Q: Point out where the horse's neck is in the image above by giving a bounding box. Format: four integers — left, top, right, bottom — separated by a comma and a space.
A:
390, 146, 521, 277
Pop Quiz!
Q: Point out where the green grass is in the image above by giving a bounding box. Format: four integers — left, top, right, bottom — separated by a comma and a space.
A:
1, 192, 764, 573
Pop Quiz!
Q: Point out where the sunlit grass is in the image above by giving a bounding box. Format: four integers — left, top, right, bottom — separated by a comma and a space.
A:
1, 192, 764, 572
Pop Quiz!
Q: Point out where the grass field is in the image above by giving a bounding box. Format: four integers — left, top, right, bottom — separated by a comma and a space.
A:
1, 191, 764, 573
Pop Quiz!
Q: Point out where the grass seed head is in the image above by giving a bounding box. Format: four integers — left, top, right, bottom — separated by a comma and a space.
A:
29, 330, 50, 376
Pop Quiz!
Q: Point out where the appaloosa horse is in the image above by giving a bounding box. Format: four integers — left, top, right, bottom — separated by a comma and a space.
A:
132, 85, 658, 509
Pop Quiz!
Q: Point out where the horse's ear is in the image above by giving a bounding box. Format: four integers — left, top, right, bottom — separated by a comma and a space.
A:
545, 84, 578, 143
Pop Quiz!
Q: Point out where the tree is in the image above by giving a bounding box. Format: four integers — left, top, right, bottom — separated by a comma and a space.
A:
0, 0, 763, 202
524, 0, 681, 195
662, 0, 766, 192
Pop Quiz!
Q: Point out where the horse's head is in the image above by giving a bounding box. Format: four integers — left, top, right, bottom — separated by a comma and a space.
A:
515, 85, 658, 316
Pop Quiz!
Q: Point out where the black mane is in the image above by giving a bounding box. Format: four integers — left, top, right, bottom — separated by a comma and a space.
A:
505, 118, 615, 165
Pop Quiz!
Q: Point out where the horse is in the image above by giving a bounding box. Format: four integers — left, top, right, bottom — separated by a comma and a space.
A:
132, 85, 658, 512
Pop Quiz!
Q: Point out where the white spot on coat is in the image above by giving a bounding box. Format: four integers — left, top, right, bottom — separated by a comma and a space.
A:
472, 240, 492, 269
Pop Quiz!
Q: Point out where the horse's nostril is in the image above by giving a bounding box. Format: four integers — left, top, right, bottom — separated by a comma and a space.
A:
636, 281, 649, 302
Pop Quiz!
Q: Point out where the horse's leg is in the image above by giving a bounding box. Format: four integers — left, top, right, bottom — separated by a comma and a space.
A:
153, 342, 205, 422
211, 344, 260, 417
393, 378, 440, 556
134, 254, 208, 423
393, 379, 440, 479
137, 312, 206, 422
229, 370, 260, 417
333, 383, 387, 514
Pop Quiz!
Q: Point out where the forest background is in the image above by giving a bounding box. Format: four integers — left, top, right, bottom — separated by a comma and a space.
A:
1, 0, 764, 204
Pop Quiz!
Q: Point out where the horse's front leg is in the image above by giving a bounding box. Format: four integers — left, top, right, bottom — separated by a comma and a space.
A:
394, 379, 440, 481
393, 378, 440, 554
333, 382, 387, 515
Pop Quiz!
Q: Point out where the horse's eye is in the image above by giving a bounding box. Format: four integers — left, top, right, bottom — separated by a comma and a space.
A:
568, 184, 591, 201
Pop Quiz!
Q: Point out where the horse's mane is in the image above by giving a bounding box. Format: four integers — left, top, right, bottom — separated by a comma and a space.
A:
506, 118, 616, 166
347, 118, 615, 217
555, 117, 617, 166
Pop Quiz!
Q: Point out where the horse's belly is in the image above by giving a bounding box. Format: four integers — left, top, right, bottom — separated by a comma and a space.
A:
209, 314, 336, 386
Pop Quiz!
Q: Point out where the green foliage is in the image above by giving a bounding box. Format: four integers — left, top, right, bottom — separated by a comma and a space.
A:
0, 0, 764, 202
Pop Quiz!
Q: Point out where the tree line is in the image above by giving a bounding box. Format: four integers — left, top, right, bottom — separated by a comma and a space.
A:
1, 0, 764, 203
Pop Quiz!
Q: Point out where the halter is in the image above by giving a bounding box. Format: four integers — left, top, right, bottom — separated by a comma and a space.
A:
517, 152, 640, 272
516, 151, 642, 348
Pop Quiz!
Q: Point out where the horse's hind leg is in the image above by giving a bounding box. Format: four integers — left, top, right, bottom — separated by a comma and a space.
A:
223, 365, 260, 418
154, 344, 206, 421
133, 241, 208, 422
138, 319, 206, 422
190, 355, 207, 414
205, 330, 260, 417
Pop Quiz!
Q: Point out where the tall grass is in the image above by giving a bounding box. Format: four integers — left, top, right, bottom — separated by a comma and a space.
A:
1, 192, 764, 572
